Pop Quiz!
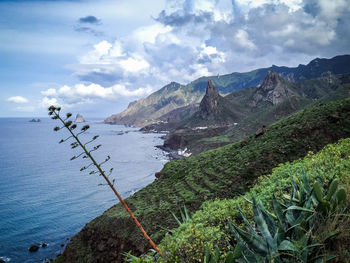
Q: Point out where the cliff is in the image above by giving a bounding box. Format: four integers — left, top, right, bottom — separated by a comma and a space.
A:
55, 98, 350, 262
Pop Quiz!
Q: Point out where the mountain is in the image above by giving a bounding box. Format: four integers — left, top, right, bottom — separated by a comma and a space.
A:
162, 71, 350, 153
250, 70, 298, 106
105, 55, 350, 127
56, 98, 350, 263
184, 80, 243, 127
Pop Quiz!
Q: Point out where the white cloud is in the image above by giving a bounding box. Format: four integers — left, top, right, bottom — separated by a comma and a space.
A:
40, 97, 59, 108
48, 0, 350, 112
235, 29, 257, 50
7, 96, 29, 103
40, 83, 153, 107
41, 88, 57, 96
119, 56, 150, 73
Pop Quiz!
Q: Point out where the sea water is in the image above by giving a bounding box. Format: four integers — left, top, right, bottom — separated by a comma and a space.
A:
0, 118, 168, 263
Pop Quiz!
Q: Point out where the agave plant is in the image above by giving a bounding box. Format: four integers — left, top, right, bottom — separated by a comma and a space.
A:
172, 205, 191, 226
228, 173, 345, 263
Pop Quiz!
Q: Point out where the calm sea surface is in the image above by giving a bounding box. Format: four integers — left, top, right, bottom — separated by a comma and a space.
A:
0, 118, 168, 263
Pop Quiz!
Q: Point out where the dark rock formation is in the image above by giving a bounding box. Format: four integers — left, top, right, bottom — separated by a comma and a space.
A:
255, 125, 267, 137
29, 245, 40, 252
155, 172, 163, 179
252, 70, 296, 106
29, 118, 41, 122
199, 80, 220, 118
185, 80, 242, 126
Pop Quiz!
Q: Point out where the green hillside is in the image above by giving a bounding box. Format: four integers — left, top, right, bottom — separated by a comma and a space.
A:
57, 98, 350, 263
160, 137, 350, 262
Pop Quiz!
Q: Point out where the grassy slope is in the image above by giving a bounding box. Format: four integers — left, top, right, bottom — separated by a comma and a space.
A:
57, 98, 350, 263
160, 137, 350, 262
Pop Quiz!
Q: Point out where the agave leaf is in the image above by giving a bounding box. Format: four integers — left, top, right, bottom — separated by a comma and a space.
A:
326, 179, 339, 201
272, 196, 284, 227
237, 205, 260, 239
232, 243, 243, 260
285, 223, 301, 233
228, 220, 266, 256
304, 242, 322, 249
301, 171, 311, 194
258, 200, 277, 236
285, 210, 296, 225
184, 205, 190, 221
286, 205, 314, 213
180, 209, 185, 223
252, 198, 275, 253
204, 244, 210, 263
243, 196, 253, 204
282, 194, 299, 203
313, 254, 338, 263
278, 240, 297, 252
171, 212, 182, 226
294, 198, 315, 227
291, 177, 299, 200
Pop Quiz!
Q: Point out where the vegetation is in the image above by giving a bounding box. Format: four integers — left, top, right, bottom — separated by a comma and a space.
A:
48, 106, 162, 255
55, 98, 350, 262
159, 137, 350, 262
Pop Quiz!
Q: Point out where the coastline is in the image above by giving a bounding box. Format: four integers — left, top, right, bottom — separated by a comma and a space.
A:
155, 144, 184, 160
0, 119, 169, 263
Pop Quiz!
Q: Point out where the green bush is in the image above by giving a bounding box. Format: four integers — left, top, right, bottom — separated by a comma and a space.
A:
159, 138, 350, 262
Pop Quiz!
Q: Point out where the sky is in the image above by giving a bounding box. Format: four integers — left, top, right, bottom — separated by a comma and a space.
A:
1, 0, 350, 117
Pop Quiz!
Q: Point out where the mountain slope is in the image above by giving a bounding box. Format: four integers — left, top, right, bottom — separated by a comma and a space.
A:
163, 72, 350, 153
183, 80, 244, 127
56, 98, 350, 263
105, 55, 350, 127
161, 137, 350, 261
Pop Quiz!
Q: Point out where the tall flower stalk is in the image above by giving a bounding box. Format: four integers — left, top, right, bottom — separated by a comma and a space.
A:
48, 105, 161, 254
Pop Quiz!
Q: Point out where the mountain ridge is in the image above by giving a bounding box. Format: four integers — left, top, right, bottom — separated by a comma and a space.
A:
105, 54, 350, 127
161, 71, 350, 153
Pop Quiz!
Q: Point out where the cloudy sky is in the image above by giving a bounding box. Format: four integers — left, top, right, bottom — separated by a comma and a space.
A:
1, 0, 349, 117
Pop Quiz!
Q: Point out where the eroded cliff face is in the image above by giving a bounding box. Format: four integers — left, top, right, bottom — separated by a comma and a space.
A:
252, 70, 297, 106
199, 80, 221, 117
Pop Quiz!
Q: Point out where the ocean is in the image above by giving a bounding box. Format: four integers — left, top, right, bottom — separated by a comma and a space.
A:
0, 117, 168, 263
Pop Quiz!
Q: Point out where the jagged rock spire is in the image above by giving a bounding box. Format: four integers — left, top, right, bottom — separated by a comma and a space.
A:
200, 80, 220, 117
261, 70, 284, 92
253, 70, 294, 105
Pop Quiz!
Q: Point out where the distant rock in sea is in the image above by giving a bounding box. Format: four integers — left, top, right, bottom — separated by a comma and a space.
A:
75, 114, 85, 123
29, 118, 41, 122
29, 244, 40, 252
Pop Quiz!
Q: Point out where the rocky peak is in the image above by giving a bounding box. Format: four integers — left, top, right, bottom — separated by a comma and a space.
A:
253, 70, 294, 106
261, 70, 284, 91
200, 80, 220, 116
